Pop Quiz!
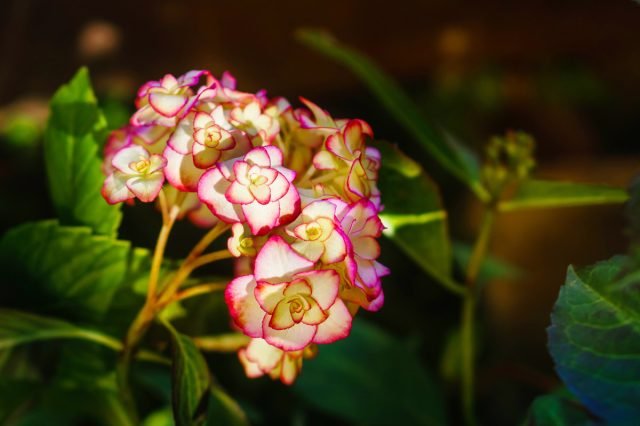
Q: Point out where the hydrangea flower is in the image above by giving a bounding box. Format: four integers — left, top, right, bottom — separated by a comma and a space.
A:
100, 69, 389, 384
198, 146, 300, 235
102, 145, 166, 204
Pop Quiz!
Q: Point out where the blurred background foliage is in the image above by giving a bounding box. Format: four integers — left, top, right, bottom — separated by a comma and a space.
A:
1, 1, 639, 425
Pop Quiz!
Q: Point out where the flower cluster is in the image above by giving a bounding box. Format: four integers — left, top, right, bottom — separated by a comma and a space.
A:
101, 70, 389, 384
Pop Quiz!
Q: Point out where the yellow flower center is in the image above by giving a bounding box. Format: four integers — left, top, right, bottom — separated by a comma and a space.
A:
205, 126, 221, 148
305, 222, 322, 241
131, 158, 150, 174
249, 173, 268, 186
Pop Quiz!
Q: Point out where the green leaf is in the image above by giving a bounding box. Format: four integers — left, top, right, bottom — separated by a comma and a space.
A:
44, 67, 122, 236
297, 29, 487, 198
375, 141, 453, 281
523, 389, 598, 426
548, 256, 640, 425
0, 308, 122, 351
499, 179, 628, 212
206, 387, 250, 426
294, 319, 446, 426
0, 220, 130, 322
163, 320, 211, 426
0, 308, 167, 365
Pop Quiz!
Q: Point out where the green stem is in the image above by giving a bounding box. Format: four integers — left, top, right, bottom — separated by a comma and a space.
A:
460, 207, 496, 426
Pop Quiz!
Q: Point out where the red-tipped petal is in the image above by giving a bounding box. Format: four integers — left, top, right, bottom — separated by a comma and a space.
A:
197, 166, 245, 222
262, 316, 315, 351
242, 200, 280, 235
163, 147, 204, 192
126, 173, 165, 203
225, 275, 265, 338
254, 236, 313, 282
313, 299, 352, 344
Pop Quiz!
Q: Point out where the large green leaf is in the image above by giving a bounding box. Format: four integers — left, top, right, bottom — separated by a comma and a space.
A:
164, 320, 211, 426
0, 308, 166, 364
297, 29, 486, 199
522, 389, 598, 426
548, 256, 640, 425
499, 179, 628, 212
375, 141, 452, 280
44, 67, 122, 236
294, 319, 446, 426
0, 221, 132, 322
0, 308, 122, 351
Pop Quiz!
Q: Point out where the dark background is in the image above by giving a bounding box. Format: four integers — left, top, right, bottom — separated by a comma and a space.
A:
1, 0, 639, 424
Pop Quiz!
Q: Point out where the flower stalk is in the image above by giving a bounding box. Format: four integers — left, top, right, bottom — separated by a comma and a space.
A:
461, 206, 496, 426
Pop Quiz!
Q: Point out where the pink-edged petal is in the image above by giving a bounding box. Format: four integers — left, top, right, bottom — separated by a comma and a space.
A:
148, 154, 167, 174
312, 151, 338, 170
238, 348, 265, 378
126, 172, 165, 202
298, 269, 339, 310
131, 105, 157, 126
135, 125, 171, 145
233, 161, 251, 185
269, 174, 290, 202
353, 236, 380, 260
167, 115, 195, 154
356, 258, 380, 288
193, 111, 214, 129
254, 282, 287, 313
249, 184, 271, 205
302, 200, 336, 221
149, 93, 188, 117
163, 146, 204, 192
343, 120, 365, 154
263, 316, 315, 351
225, 275, 265, 338
320, 230, 348, 264
254, 236, 313, 282
102, 172, 133, 204
312, 299, 352, 344
242, 200, 279, 236
291, 240, 324, 263
244, 147, 272, 167
344, 254, 358, 284
326, 133, 351, 159
244, 338, 282, 372
274, 166, 296, 182
280, 355, 300, 385
262, 145, 284, 166
226, 181, 255, 204
275, 184, 301, 227
197, 166, 245, 222
220, 71, 237, 89
364, 289, 385, 312
112, 145, 148, 174
192, 143, 223, 168
374, 260, 391, 278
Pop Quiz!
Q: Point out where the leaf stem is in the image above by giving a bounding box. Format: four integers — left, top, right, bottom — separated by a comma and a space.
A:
172, 282, 227, 303
156, 249, 233, 307
147, 189, 182, 304
460, 207, 496, 426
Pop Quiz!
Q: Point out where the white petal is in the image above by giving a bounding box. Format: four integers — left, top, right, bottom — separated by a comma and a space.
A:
254, 236, 313, 282
313, 299, 352, 344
